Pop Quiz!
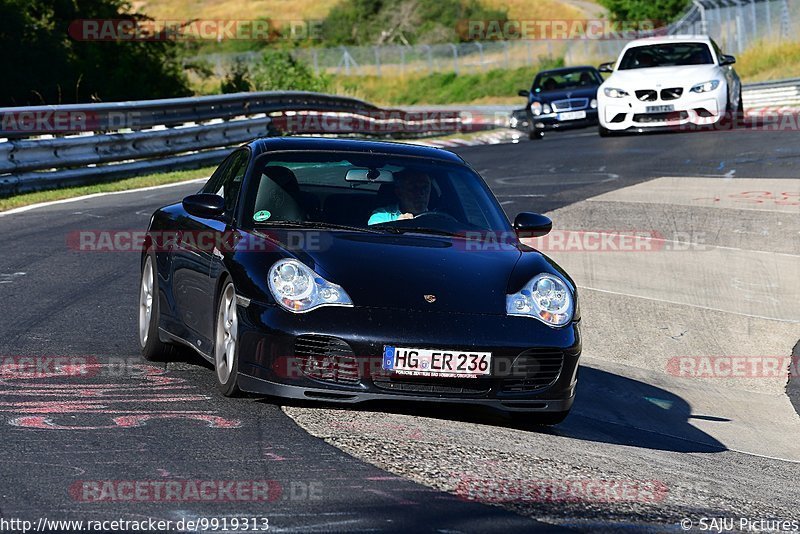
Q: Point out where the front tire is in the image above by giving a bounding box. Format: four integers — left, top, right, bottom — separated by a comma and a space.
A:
529, 128, 544, 140
139, 254, 180, 361
214, 280, 241, 397
598, 125, 612, 137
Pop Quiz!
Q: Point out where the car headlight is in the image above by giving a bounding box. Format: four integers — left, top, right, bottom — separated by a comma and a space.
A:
603, 87, 628, 98
268, 259, 353, 313
690, 80, 720, 93
530, 101, 542, 116
590, 98, 598, 109
506, 273, 574, 327
543, 103, 552, 114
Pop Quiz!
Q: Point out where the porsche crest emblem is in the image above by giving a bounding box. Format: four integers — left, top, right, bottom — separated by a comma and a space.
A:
424, 294, 437, 303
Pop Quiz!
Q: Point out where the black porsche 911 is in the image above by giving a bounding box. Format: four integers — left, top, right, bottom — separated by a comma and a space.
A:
518, 65, 603, 140
138, 137, 581, 424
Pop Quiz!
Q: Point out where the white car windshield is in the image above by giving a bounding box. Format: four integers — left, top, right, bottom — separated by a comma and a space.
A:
618, 43, 714, 70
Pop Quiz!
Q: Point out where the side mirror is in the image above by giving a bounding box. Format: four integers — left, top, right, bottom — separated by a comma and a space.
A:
518, 89, 530, 97
598, 62, 614, 73
514, 212, 552, 238
182, 194, 226, 219
720, 54, 736, 66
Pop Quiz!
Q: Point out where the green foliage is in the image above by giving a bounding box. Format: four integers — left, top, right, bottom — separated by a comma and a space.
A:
321, 0, 507, 45
337, 57, 565, 105
597, 0, 691, 24
0, 0, 191, 105
220, 60, 254, 93
251, 50, 330, 92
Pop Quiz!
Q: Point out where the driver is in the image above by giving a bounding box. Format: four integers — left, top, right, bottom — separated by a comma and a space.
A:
368, 170, 431, 225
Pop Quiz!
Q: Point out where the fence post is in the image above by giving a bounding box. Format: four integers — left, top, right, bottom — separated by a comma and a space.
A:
423, 45, 433, 74
312, 49, 319, 75
503, 41, 510, 69
400, 47, 405, 76
766, 0, 773, 37
780, 0, 791, 40
475, 42, 485, 70
449, 43, 459, 75
750, 0, 757, 41
373, 46, 381, 77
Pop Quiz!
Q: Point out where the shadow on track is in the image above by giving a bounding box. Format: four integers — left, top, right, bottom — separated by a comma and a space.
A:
268, 365, 726, 455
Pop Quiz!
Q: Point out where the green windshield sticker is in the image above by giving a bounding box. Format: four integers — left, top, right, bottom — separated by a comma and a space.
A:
253, 210, 272, 222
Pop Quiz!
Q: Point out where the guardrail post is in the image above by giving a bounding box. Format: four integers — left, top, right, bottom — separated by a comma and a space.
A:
780, 0, 791, 40
475, 42, 485, 71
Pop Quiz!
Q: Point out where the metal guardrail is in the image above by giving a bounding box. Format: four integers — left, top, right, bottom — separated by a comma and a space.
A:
2, 77, 800, 197
0, 92, 496, 196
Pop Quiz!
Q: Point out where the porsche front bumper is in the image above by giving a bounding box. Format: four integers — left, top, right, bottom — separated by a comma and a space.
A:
234, 301, 582, 413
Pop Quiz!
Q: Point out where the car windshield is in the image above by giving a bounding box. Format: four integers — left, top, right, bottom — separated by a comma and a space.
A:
532, 68, 602, 93
241, 151, 512, 236
618, 42, 714, 70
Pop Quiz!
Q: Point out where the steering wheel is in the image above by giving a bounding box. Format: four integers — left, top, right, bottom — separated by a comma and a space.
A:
412, 211, 458, 222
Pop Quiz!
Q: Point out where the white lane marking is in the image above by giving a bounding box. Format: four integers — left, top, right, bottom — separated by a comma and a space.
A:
577, 285, 800, 324
0, 272, 26, 284
0, 178, 207, 218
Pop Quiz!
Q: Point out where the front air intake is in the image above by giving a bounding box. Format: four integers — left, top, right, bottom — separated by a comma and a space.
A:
294, 335, 360, 384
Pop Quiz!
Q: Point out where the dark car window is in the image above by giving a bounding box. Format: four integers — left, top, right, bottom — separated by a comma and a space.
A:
532, 68, 602, 93
618, 42, 713, 70
202, 149, 249, 219
240, 152, 512, 234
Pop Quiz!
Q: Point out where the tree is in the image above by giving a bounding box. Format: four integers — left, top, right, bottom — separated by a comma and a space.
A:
597, 0, 691, 25
251, 50, 330, 93
0, 0, 190, 106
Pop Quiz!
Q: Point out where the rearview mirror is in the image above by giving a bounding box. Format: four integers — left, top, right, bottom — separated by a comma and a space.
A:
183, 194, 226, 219
514, 212, 552, 238
518, 89, 530, 97
720, 54, 736, 66
345, 168, 394, 183
598, 62, 614, 73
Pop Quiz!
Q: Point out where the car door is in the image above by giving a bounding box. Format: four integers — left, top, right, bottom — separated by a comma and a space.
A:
172, 149, 249, 353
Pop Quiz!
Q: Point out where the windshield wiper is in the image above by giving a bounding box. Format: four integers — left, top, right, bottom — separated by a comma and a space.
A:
255, 220, 384, 234
383, 227, 461, 237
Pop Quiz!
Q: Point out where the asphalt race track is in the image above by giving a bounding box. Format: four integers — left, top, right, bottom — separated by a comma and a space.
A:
0, 126, 798, 532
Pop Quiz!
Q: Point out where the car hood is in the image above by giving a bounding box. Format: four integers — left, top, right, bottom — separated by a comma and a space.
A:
267, 230, 526, 315
604, 65, 721, 89
533, 86, 598, 102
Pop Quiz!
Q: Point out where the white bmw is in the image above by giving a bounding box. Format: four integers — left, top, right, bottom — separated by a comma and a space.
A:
597, 35, 742, 135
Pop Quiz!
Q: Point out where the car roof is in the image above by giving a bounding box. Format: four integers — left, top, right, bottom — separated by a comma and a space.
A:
249, 136, 465, 164
536, 65, 598, 76
623, 35, 713, 48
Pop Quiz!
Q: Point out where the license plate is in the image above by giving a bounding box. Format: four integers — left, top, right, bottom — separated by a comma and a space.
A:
382, 346, 492, 377
646, 105, 675, 113
557, 110, 587, 121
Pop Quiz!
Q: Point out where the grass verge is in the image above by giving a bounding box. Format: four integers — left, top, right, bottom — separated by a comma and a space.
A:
0, 166, 215, 212
735, 40, 800, 82
334, 61, 564, 106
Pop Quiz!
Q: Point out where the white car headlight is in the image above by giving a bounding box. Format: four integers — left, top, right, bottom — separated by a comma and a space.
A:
603, 87, 628, 98
590, 98, 598, 109
268, 259, 353, 313
543, 103, 552, 114
690, 80, 720, 93
506, 273, 574, 327
530, 101, 542, 116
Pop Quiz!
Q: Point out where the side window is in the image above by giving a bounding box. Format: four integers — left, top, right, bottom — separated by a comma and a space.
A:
202, 149, 249, 219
